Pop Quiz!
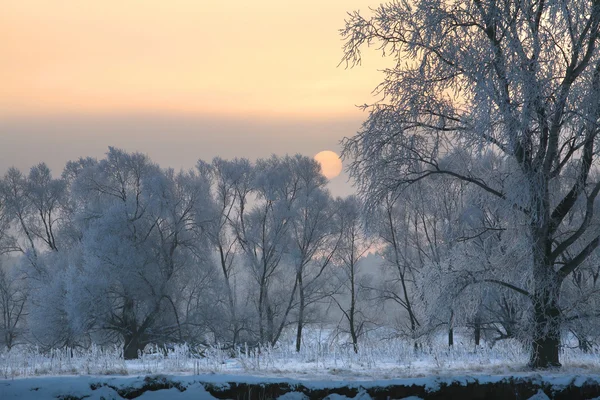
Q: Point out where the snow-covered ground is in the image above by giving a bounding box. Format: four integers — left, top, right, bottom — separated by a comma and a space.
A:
1, 330, 599, 380
1, 330, 599, 398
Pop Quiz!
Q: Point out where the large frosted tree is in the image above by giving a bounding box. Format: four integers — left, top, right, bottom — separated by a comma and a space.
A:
341, 0, 600, 368
68, 148, 214, 358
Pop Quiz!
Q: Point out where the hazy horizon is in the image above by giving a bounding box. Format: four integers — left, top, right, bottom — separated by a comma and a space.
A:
0, 112, 362, 196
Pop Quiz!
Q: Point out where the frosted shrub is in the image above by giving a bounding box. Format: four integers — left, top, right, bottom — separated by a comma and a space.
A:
0, 330, 596, 378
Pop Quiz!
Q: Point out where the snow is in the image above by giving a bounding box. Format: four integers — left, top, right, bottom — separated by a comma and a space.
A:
0, 376, 116, 400
1, 372, 599, 399
527, 389, 550, 400
322, 389, 371, 400
1, 332, 599, 398
277, 392, 310, 400
0, 376, 219, 400
4, 332, 600, 382
136, 383, 214, 400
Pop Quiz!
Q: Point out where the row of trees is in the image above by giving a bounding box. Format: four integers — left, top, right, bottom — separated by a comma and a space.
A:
0, 150, 379, 359
1, 146, 599, 368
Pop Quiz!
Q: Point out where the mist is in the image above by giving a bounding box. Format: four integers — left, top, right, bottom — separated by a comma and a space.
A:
0, 113, 360, 196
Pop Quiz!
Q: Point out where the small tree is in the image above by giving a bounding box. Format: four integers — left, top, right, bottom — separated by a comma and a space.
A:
286, 156, 340, 352
373, 192, 422, 344
234, 155, 307, 346
0, 258, 27, 350
1, 165, 71, 348
331, 196, 374, 353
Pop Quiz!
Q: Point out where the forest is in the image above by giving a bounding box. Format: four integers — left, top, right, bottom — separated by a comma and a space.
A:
0, 146, 598, 371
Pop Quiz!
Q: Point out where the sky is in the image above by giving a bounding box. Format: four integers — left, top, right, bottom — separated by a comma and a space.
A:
0, 0, 389, 196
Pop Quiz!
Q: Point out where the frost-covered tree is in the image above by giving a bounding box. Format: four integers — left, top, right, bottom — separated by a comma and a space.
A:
0, 164, 66, 258
0, 184, 17, 256
330, 196, 374, 353
374, 191, 422, 343
286, 156, 340, 352
342, 0, 600, 368
0, 257, 27, 350
1, 168, 37, 263
27, 250, 82, 348
196, 157, 254, 348
234, 155, 306, 346
453, 176, 532, 346
563, 262, 600, 351
67, 148, 214, 358
0, 165, 71, 349
25, 163, 66, 252
406, 175, 471, 347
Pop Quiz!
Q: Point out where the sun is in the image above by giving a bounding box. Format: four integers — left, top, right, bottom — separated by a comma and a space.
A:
314, 150, 343, 179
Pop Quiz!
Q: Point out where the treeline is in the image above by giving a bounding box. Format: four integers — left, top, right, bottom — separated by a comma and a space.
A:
0, 147, 598, 359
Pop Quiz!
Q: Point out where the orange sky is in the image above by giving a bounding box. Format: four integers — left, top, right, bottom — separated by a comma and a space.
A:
0, 0, 388, 196
1, 0, 387, 118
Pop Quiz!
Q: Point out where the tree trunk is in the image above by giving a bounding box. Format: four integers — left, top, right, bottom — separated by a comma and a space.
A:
530, 331, 560, 368
448, 311, 454, 347
295, 273, 305, 352
474, 317, 481, 347
219, 244, 238, 348
530, 298, 561, 368
529, 262, 562, 368
350, 263, 358, 353
258, 278, 266, 344
121, 297, 147, 360
265, 293, 275, 345
4, 332, 13, 351
350, 320, 359, 354
123, 333, 145, 360
525, 197, 564, 369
